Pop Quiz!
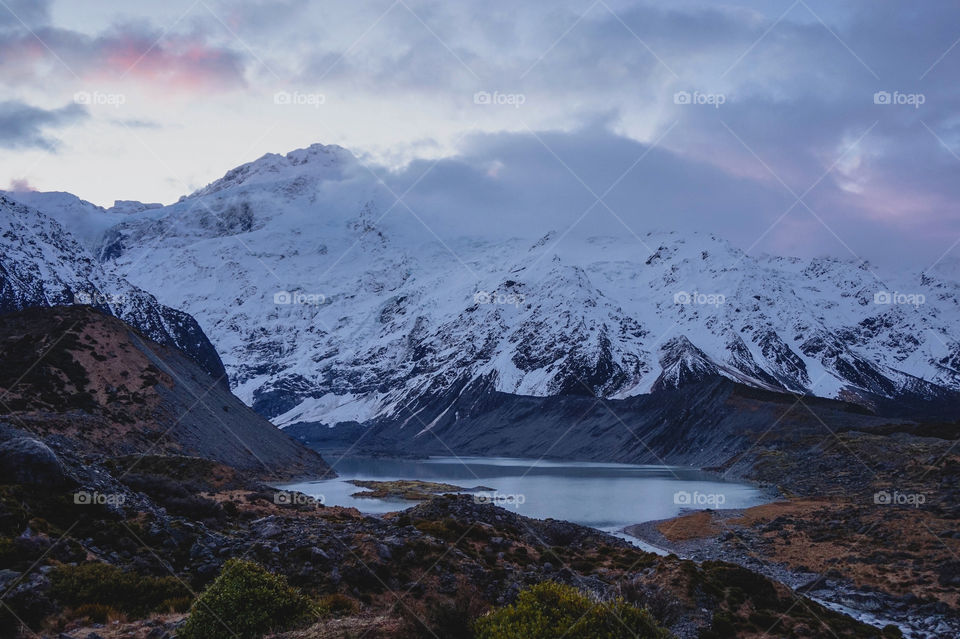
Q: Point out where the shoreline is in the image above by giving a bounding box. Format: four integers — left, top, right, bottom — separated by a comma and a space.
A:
621, 505, 958, 639
621, 507, 816, 587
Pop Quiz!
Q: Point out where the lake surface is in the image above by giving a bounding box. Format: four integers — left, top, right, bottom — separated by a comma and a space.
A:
278, 456, 768, 546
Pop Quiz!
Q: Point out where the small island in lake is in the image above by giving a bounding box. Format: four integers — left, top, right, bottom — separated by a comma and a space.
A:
347, 479, 495, 500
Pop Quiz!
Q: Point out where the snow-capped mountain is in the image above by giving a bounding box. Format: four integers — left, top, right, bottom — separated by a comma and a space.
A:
13, 143, 960, 432
0, 194, 226, 383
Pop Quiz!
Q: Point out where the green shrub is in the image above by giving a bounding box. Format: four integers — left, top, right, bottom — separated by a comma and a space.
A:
50, 562, 191, 618
474, 581, 672, 639
178, 559, 318, 639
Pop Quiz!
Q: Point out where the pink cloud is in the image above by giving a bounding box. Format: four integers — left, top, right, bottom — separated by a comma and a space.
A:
92, 31, 247, 93
8, 178, 36, 192
0, 25, 246, 95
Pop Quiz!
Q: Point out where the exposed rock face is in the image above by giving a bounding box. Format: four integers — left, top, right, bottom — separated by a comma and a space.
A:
290, 376, 891, 467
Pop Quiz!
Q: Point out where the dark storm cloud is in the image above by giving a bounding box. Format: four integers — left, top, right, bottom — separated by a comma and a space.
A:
0, 100, 87, 150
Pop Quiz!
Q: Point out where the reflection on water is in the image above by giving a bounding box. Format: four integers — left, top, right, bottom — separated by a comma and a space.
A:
278, 456, 767, 538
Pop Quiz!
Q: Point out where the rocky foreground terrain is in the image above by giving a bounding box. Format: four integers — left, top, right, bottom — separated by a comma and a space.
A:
0, 306, 901, 638
0, 445, 895, 639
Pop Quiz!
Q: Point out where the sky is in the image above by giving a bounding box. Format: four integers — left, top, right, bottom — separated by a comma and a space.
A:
0, 0, 959, 269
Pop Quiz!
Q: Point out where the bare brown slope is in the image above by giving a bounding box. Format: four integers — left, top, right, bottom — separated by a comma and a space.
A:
0, 305, 333, 480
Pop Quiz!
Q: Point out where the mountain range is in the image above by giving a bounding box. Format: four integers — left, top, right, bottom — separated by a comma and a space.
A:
4, 142, 959, 457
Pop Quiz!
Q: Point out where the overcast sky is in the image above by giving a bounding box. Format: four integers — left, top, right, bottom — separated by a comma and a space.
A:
1, 0, 958, 268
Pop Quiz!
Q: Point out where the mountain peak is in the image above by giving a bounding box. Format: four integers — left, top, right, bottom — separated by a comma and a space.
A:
188, 143, 356, 199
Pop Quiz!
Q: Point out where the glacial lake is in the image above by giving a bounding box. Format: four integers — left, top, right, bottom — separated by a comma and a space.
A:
278, 456, 768, 547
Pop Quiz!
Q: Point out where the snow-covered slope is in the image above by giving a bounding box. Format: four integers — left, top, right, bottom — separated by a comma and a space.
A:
1, 190, 161, 258
0, 194, 227, 382
25, 143, 960, 427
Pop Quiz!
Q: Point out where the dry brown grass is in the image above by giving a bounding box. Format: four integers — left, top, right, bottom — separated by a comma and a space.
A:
656, 510, 719, 541
656, 496, 960, 607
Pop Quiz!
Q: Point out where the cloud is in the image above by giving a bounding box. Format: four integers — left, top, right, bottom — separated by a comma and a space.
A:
0, 0, 51, 30
87, 26, 247, 93
0, 20, 247, 94
0, 100, 87, 150
8, 177, 35, 191
379, 125, 790, 239
259, 0, 960, 209
370, 123, 955, 268
212, 0, 311, 33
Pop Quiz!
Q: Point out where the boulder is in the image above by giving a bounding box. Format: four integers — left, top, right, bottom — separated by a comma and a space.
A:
0, 437, 70, 486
